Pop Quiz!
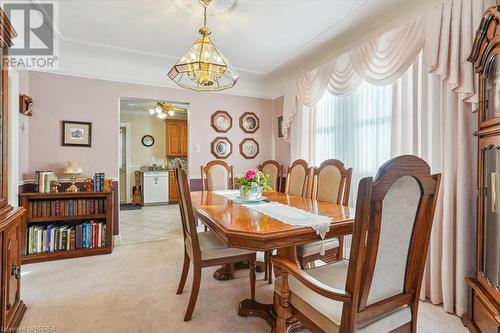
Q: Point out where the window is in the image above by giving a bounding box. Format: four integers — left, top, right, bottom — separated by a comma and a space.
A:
315, 82, 393, 181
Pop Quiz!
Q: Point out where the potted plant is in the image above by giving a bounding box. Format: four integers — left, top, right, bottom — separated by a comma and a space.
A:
235, 169, 271, 200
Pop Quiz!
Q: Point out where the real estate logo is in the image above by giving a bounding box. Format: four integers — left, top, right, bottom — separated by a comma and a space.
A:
1, 1, 59, 69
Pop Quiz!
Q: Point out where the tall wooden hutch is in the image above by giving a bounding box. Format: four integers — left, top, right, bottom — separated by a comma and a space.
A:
465, 6, 500, 333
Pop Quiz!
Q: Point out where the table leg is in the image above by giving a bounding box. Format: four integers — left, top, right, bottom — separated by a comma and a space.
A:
238, 246, 298, 327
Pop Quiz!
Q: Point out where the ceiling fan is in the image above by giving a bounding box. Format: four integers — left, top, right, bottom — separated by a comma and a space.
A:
149, 102, 188, 119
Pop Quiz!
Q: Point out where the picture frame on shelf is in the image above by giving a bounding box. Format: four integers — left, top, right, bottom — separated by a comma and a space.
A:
239, 138, 259, 159
239, 112, 259, 133
211, 110, 232, 133
211, 137, 232, 159
62, 121, 92, 147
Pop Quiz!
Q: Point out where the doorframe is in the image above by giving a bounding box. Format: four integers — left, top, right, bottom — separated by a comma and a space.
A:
119, 123, 132, 203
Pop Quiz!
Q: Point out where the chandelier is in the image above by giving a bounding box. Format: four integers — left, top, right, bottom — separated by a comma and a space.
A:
168, 0, 239, 91
149, 102, 188, 120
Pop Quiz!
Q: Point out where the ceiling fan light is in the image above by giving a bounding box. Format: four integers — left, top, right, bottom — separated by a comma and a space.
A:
149, 108, 156, 115
167, 110, 175, 117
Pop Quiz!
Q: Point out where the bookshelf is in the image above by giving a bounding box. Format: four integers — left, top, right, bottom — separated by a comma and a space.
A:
19, 191, 113, 264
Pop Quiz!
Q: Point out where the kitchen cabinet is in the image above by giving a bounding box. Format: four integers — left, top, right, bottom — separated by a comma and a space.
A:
168, 170, 178, 204
166, 119, 188, 157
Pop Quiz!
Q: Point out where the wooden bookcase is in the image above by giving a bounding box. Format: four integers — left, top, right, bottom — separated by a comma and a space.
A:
19, 192, 113, 264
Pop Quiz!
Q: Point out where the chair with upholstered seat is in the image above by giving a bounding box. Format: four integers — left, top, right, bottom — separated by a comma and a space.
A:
200, 160, 234, 191
272, 155, 441, 332
258, 160, 283, 192
257, 160, 284, 284
297, 159, 353, 268
173, 159, 256, 321
284, 159, 312, 197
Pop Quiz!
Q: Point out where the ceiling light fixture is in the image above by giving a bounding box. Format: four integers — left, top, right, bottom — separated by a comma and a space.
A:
167, 110, 176, 117
149, 108, 156, 115
167, 0, 239, 92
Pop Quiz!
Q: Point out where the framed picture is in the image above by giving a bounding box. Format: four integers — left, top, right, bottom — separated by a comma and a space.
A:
211, 137, 232, 159
62, 121, 92, 147
239, 138, 259, 159
239, 112, 259, 133
211, 110, 232, 133
277, 116, 284, 137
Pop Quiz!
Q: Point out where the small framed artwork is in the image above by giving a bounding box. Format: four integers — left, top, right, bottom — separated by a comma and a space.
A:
62, 121, 92, 147
211, 110, 232, 133
211, 137, 232, 159
239, 112, 259, 133
239, 138, 259, 159
142, 135, 155, 147
277, 116, 284, 137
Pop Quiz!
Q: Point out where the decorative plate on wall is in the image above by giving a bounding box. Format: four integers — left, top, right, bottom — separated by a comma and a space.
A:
239, 138, 259, 159
239, 112, 259, 133
211, 137, 232, 159
211, 110, 232, 133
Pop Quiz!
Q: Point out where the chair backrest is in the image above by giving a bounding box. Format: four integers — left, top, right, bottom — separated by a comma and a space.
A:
284, 159, 312, 197
342, 155, 441, 330
200, 160, 234, 191
258, 160, 283, 191
174, 159, 201, 263
312, 159, 352, 205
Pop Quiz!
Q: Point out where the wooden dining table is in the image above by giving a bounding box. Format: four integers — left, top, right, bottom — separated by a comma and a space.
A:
190, 190, 355, 326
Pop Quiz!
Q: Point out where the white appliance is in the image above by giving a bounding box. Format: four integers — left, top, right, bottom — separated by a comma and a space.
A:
143, 171, 168, 204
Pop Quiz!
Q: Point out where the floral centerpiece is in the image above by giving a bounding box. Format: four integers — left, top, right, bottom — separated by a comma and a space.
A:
235, 169, 272, 200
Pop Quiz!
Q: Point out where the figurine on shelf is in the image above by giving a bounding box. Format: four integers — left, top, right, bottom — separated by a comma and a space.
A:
84, 178, 94, 192
104, 179, 113, 192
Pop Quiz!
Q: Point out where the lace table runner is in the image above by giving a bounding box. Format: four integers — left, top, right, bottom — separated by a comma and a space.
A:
212, 190, 332, 254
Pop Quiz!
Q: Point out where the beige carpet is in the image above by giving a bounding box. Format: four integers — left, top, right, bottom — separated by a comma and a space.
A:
19, 238, 468, 333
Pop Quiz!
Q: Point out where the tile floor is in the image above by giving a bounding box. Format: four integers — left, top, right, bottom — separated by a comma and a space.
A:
119, 204, 183, 245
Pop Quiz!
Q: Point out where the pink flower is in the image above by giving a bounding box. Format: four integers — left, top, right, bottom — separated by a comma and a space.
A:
245, 169, 257, 180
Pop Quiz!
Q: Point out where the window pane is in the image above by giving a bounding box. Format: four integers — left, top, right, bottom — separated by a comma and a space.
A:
315, 82, 392, 180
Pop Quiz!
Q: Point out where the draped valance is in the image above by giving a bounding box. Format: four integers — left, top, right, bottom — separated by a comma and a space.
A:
283, 17, 425, 138
283, 0, 490, 138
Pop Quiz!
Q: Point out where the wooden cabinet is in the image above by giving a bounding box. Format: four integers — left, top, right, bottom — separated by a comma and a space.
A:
0, 208, 26, 330
166, 120, 188, 157
0, 9, 26, 331
465, 7, 500, 333
168, 170, 178, 203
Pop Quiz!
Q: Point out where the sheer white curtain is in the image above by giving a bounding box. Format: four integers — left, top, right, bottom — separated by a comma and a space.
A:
314, 83, 392, 204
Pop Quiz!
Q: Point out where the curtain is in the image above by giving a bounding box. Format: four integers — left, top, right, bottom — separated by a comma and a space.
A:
287, 0, 500, 316
283, 16, 424, 139
314, 83, 392, 205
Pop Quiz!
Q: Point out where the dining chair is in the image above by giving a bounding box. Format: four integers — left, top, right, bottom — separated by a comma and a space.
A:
258, 160, 283, 192
284, 159, 312, 197
296, 159, 353, 268
272, 155, 441, 333
200, 160, 234, 191
173, 159, 256, 321
258, 160, 284, 284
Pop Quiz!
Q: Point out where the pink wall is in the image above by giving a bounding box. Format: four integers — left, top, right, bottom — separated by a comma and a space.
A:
20, 71, 290, 181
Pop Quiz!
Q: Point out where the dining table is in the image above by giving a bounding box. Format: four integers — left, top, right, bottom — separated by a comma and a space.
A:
190, 190, 355, 327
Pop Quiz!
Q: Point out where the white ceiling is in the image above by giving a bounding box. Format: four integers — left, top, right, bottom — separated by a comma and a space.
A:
47, 0, 439, 98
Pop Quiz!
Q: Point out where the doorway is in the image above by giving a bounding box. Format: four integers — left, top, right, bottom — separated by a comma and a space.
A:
119, 123, 131, 204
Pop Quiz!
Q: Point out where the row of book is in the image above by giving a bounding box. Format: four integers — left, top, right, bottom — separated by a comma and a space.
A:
36, 171, 57, 193
94, 173, 105, 192
28, 199, 106, 219
27, 221, 107, 254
